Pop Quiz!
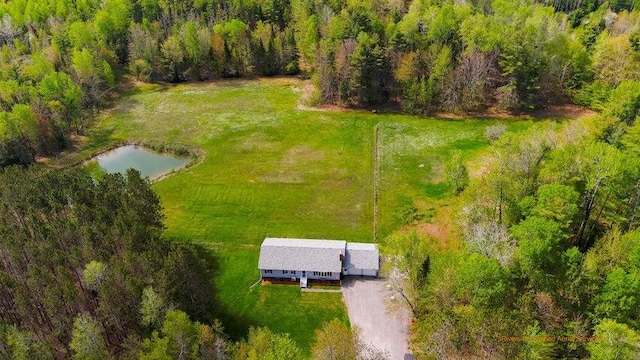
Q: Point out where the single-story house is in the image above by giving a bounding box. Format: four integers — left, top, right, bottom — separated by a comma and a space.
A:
258, 237, 379, 287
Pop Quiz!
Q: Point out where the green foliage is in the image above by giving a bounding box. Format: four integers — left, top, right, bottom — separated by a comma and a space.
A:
584, 228, 631, 277
573, 80, 611, 109
69, 314, 110, 360
593, 33, 640, 88
0, 325, 52, 360
20, 52, 54, 82
530, 184, 580, 229
587, 319, 640, 360
445, 150, 469, 195
592, 268, 640, 328
604, 80, 640, 125
349, 32, 386, 105
519, 321, 554, 360
310, 319, 355, 360
82, 261, 107, 292
456, 253, 510, 309
236, 327, 304, 360
513, 217, 567, 289
161, 35, 186, 82
0, 0, 637, 357
141, 310, 199, 360
0, 0, 638, 164
631, 31, 640, 52
384, 231, 432, 291
140, 286, 165, 329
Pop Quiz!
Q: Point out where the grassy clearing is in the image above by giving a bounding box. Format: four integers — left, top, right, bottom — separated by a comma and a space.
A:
376, 117, 536, 239
73, 77, 559, 352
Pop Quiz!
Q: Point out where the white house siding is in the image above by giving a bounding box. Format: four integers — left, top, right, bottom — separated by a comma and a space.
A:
261, 269, 300, 279
306, 271, 340, 281
343, 267, 378, 277
260, 269, 340, 281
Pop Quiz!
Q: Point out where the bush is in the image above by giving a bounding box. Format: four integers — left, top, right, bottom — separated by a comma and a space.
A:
485, 125, 507, 142
572, 81, 612, 110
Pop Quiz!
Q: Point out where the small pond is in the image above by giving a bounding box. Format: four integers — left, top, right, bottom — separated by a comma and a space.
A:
93, 145, 189, 179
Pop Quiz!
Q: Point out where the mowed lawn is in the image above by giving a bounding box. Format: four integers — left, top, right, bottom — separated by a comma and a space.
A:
79, 77, 549, 351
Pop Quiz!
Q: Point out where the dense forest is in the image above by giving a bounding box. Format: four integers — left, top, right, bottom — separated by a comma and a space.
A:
0, 0, 639, 359
0, 168, 223, 358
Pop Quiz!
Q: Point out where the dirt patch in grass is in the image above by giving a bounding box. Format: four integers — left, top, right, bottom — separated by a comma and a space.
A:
435, 104, 597, 120
235, 133, 280, 153
259, 170, 305, 184
529, 104, 597, 119
468, 153, 496, 179
416, 223, 452, 248
429, 161, 446, 183
281, 145, 325, 166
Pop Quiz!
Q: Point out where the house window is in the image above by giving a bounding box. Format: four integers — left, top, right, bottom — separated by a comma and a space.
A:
264, 269, 273, 274
291, 271, 296, 275
283, 270, 289, 274
313, 271, 331, 277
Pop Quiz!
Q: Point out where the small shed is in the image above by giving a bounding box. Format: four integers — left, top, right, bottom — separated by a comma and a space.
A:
343, 242, 379, 277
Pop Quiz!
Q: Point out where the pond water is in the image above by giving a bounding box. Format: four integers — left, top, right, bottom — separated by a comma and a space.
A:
94, 145, 189, 179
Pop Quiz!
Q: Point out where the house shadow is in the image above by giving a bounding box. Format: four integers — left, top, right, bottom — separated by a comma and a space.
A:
340, 275, 382, 289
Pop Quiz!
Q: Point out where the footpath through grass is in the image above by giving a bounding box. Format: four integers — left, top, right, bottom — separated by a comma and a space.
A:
76, 77, 551, 352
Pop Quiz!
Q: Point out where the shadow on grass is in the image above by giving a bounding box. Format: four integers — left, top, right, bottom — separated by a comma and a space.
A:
85, 125, 118, 153
424, 182, 452, 199
190, 242, 255, 342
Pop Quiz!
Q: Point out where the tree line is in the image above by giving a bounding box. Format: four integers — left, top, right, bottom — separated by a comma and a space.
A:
0, 0, 639, 166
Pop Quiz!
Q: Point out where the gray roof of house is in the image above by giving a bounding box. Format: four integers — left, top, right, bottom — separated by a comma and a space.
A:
258, 238, 346, 273
345, 242, 379, 270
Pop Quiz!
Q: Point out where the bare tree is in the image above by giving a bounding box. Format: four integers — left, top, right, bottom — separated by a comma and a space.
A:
444, 50, 498, 113
462, 220, 516, 267
0, 15, 19, 46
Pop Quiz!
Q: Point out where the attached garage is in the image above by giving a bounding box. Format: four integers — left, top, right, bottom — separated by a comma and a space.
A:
343, 242, 379, 277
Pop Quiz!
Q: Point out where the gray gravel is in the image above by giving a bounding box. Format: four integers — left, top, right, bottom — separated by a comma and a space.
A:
342, 277, 413, 360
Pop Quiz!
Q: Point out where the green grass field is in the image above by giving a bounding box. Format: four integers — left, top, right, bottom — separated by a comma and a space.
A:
73, 77, 552, 351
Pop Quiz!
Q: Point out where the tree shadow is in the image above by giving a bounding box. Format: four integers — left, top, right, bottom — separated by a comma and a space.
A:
190, 243, 255, 342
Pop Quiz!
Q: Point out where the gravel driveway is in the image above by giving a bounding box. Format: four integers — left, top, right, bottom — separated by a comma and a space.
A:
342, 277, 413, 360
